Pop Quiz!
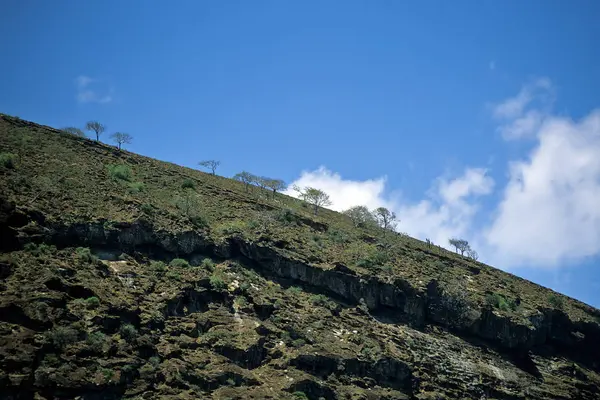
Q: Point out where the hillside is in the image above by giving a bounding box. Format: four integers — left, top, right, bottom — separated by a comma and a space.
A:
1, 113, 599, 399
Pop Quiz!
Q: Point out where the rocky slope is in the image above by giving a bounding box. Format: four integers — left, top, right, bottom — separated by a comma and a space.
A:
1, 114, 599, 399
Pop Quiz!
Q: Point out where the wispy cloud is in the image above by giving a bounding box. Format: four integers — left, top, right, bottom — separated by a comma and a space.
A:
75, 75, 113, 104
489, 61, 496, 71
491, 78, 554, 139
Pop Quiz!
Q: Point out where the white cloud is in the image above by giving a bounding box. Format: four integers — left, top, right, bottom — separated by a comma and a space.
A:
484, 110, 600, 267
75, 75, 113, 104
285, 166, 493, 249
283, 167, 389, 211
492, 78, 554, 140
284, 79, 600, 271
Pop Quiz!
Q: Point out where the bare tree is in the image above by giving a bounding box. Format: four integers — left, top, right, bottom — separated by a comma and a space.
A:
373, 207, 397, 231
294, 186, 332, 215
264, 178, 286, 197
448, 238, 470, 255
110, 132, 132, 150
234, 171, 255, 192
86, 121, 105, 142
62, 127, 85, 137
343, 205, 376, 228
199, 160, 220, 175
466, 248, 479, 261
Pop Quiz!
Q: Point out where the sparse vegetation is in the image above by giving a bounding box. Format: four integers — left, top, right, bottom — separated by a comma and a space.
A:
170, 258, 190, 268
181, 178, 196, 189
210, 274, 227, 290
119, 324, 138, 342
0, 152, 17, 168
86, 121, 105, 142
294, 185, 332, 215
46, 326, 79, 349
549, 294, 565, 310
198, 160, 220, 175
85, 296, 100, 309
110, 132, 132, 150
62, 127, 85, 137
343, 205, 376, 228
107, 164, 132, 181
128, 181, 146, 193
0, 114, 597, 399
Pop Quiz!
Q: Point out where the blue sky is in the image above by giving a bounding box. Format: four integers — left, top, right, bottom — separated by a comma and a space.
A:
2, 1, 600, 307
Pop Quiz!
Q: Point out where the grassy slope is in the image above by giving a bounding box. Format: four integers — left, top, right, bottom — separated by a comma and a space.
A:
1, 113, 597, 322
1, 113, 600, 399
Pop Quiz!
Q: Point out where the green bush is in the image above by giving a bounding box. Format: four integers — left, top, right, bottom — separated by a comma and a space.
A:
292, 338, 306, 348
293, 391, 309, 399
107, 164, 132, 181
128, 181, 146, 193
0, 152, 17, 169
140, 203, 154, 215
119, 323, 138, 342
75, 247, 97, 263
166, 271, 181, 280
548, 294, 564, 310
356, 250, 389, 270
485, 292, 516, 312
46, 326, 79, 349
275, 208, 299, 225
85, 296, 100, 309
286, 286, 303, 295
210, 275, 227, 290
169, 258, 190, 268
151, 260, 167, 273
310, 294, 330, 307
328, 229, 349, 245
24, 243, 56, 256
201, 258, 215, 270
189, 214, 208, 228
86, 331, 107, 352
181, 178, 195, 189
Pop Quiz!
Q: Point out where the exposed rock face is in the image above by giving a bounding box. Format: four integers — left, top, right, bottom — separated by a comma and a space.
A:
1, 203, 599, 398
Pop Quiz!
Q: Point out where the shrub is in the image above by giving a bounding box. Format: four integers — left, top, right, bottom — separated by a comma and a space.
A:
310, 294, 330, 307
128, 181, 146, 193
86, 331, 107, 352
166, 271, 181, 280
140, 203, 154, 215
0, 152, 17, 169
85, 296, 100, 309
46, 326, 79, 349
485, 292, 516, 312
189, 214, 208, 228
201, 258, 215, 270
24, 243, 56, 256
170, 258, 190, 268
75, 247, 97, 263
234, 296, 248, 308
210, 275, 227, 290
275, 208, 299, 225
286, 286, 303, 295
101, 368, 114, 382
548, 294, 564, 310
293, 391, 309, 399
328, 229, 350, 245
151, 260, 167, 273
292, 338, 306, 348
119, 323, 138, 342
107, 164, 132, 181
181, 178, 195, 189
